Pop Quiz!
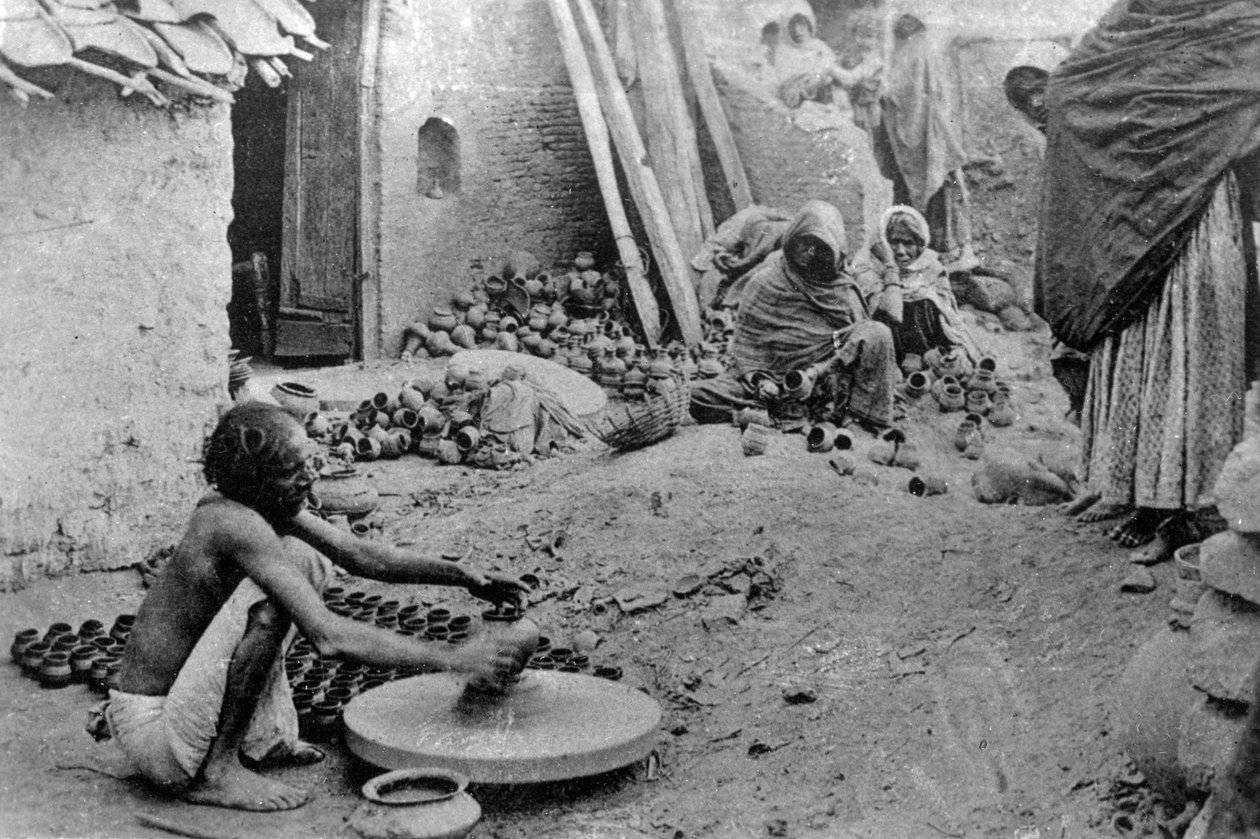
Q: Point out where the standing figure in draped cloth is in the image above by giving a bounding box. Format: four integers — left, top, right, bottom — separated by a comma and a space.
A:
866, 204, 979, 367
869, 14, 976, 271
1038, 0, 1260, 564
689, 200, 898, 432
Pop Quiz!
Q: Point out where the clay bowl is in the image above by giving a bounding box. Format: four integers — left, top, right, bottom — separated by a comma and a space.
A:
362, 767, 469, 806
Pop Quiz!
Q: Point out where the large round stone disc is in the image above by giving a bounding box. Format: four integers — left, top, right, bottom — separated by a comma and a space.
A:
343, 672, 661, 784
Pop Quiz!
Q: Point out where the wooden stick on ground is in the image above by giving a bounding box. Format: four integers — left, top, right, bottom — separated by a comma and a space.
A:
547, 0, 662, 346
570, 0, 703, 345
668, 0, 753, 211
135, 812, 240, 839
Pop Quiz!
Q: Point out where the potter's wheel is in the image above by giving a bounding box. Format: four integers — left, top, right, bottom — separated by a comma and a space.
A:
446, 350, 607, 418
343, 671, 661, 783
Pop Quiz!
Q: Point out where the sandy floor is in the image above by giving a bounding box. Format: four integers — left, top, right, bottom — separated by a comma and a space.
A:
0, 313, 1176, 839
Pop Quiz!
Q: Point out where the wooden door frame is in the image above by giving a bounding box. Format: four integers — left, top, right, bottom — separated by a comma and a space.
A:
357, 0, 383, 361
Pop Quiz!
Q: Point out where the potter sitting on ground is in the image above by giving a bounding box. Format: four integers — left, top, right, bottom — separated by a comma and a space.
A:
865, 204, 978, 368
97, 403, 530, 811
689, 200, 898, 430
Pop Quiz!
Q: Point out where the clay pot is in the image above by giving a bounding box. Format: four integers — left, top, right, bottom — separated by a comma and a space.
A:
381, 430, 412, 459
937, 381, 966, 412
39, 650, 73, 689
354, 767, 481, 839
742, 424, 772, 456
495, 331, 520, 353
428, 307, 459, 333
464, 304, 488, 331
271, 382, 320, 419
452, 290, 477, 311
503, 250, 541, 280
455, 426, 481, 454
451, 324, 477, 349
426, 331, 458, 357
806, 423, 840, 454
987, 395, 1017, 427
77, 619, 105, 639
593, 665, 623, 681
10, 628, 40, 665
437, 440, 463, 465
904, 371, 932, 400
573, 251, 596, 272
908, 475, 948, 497
1171, 543, 1207, 614
417, 405, 447, 434
965, 389, 992, 415
392, 408, 420, 430
356, 437, 383, 462
110, 615, 136, 641
89, 655, 118, 695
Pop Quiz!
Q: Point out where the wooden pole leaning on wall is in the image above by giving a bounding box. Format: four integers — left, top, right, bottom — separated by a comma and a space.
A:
570, 0, 703, 345
625, 0, 712, 248
547, 0, 662, 346
668, 0, 753, 212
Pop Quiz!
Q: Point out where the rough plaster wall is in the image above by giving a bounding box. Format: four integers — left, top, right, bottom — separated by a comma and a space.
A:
0, 73, 233, 590
373, 0, 613, 357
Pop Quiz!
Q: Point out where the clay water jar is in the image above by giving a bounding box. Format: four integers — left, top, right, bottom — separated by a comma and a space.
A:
11, 628, 39, 664
428, 307, 459, 334
271, 382, 320, 419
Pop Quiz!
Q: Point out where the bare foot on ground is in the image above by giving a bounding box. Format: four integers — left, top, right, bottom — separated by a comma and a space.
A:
1079, 500, 1130, 523
245, 740, 326, 769
1108, 508, 1163, 548
184, 763, 310, 811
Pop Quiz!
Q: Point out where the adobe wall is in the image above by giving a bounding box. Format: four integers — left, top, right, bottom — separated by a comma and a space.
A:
0, 73, 233, 589
370, 0, 613, 358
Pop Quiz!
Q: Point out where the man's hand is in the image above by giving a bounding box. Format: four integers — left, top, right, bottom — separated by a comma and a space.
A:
464, 569, 530, 610
444, 634, 529, 685
870, 240, 893, 266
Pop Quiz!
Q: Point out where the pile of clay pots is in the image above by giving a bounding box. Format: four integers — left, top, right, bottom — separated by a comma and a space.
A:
301, 372, 526, 476
10, 614, 134, 693
398, 250, 715, 399
287, 587, 622, 741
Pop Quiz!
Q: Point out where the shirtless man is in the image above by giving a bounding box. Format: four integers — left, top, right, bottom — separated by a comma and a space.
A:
102, 402, 529, 811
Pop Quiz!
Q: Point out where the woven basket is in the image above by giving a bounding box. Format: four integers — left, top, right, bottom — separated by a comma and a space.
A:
593, 375, 690, 452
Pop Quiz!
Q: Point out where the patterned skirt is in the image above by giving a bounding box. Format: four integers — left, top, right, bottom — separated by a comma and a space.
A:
1081, 173, 1251, 510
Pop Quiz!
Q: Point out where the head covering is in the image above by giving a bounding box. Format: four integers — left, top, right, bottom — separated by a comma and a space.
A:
730, 201, 866, 376
782, 200, 849, 285
880, 204, 931, 254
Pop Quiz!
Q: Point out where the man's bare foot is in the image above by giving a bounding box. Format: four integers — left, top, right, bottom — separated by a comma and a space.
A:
1061, 492, 1100, 517
1079, 500, 1130, 523
1109, 508, 1164, 548
184, 763, 310, 811
245, 740, 326, 769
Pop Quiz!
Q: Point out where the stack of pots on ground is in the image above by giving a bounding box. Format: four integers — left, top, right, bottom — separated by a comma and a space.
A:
396, 251, 704, 401
1115, 383, 1260, 811
903, 350, 1017, 427
311, 372, 487, 473
10, 614, 132, 692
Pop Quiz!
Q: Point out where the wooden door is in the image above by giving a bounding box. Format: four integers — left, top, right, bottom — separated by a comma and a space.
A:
276, 0, 362, 359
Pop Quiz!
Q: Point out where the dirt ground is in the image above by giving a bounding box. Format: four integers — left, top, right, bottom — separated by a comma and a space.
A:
0, 312, 1176, 839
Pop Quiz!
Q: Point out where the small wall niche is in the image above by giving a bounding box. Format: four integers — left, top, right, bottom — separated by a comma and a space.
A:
417, 116, 461, 199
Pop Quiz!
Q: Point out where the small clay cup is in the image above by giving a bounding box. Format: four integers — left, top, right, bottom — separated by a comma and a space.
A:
45, 622, 74, 643
21, 641, 52, 675
402, 617, 429, 633
806, 423, 839, 454
568, 654, 590, 670
78, 619, 106, 639
11, 628, 40, 664
558, 664, 582, 673
528, 655, 555, 670
742, 424, 772, 457
593, 665, 623, 681
426, 608, 452, 625
39, 651, 74, 689
908, 476, 948, 497
345, 591, 368, 605
398, 604, 422, 620
548, 646, 573, 663
426, 625, 451, 640
109, 616, 135, 641
449, 615, 473, 632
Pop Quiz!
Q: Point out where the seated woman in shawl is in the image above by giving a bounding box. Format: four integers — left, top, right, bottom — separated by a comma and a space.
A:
867, 205, 978, 367
690, 200, 898, 431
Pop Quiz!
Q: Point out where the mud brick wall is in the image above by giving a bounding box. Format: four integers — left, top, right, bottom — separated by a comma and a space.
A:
0, 72, 233, 589
372, 0, 614, 358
